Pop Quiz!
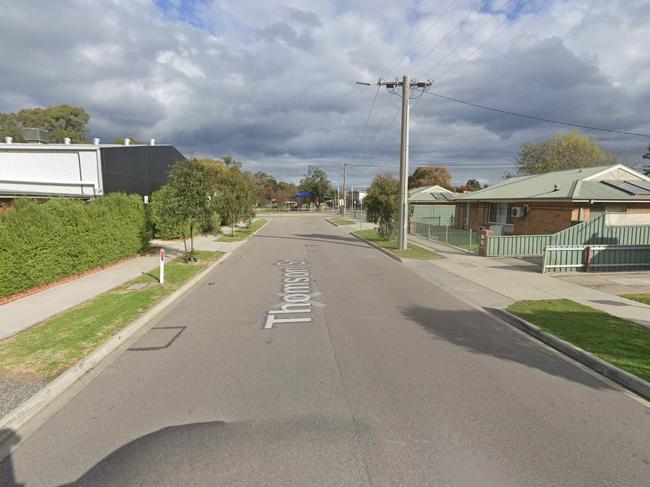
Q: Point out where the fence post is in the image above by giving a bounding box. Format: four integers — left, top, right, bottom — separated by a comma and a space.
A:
469, 228, 472, 252
445, 225, 448, 245
428, 224, 431, 240
584, 246, 592, 272
542, 246, 548, 274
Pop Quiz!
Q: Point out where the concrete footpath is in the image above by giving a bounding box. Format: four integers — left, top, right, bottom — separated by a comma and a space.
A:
0, 235, 243, 340
337, 220, 650, 327
407, 234, 650, 326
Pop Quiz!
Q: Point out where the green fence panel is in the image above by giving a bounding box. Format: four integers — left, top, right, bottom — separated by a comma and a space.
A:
543, 245, 650, 273
412, 205, 455, 226
485, 234, 552, 257
485, 214, 650, 259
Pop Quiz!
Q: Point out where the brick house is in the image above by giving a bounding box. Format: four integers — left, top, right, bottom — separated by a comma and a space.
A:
454, 164, 650, 236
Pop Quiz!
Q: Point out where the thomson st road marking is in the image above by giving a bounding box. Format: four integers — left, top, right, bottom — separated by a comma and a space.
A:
265, 259, 319, 329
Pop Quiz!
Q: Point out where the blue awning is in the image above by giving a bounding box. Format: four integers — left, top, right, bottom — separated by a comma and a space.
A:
290, 191, 311, 199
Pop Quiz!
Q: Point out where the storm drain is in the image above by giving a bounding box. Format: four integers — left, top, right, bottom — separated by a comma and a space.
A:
129, 326, 185, 351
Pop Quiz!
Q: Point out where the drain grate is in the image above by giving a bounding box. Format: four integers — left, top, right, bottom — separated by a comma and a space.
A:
129, 326, 185, 351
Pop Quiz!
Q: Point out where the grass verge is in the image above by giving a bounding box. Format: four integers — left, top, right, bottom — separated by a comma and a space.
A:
217, 218, 268, 242
507, 299, 650, 382
621, 294, 650, 306
354, 229, 443, 260
0, 251, 224, 382
328, 217, 355, 226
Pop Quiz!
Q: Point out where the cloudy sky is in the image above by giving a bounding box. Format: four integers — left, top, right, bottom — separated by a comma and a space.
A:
2, 0, 649, 186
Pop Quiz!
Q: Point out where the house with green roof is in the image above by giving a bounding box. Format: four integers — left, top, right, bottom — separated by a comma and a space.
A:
409, 185, 459, 225
453, 164, 650, 236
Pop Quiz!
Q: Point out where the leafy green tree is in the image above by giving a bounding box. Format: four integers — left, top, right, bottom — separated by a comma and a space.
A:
153, 160, 214, 260
223, 155, 243, 170
216, 169, 256, 235
0, 105, 90, 142
455, 178, 482, 192
516, 130, 617, 175
299, 165, 331, 207
275, 181, 297, 206
111, 136, 142, 144
0, 112, 21, 141
365, 173, 399, 239
408, 166, 453, 189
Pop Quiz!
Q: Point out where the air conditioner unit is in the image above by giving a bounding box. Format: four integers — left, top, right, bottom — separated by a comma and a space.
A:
511, 207, 525, 218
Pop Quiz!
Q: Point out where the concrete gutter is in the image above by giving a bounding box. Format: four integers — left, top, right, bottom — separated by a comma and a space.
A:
0, 252, 232, 453
487, 308, 650, 401
350, 232, 403, 263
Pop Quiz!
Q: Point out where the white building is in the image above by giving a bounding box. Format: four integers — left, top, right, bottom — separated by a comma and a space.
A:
0, 142, 103, 198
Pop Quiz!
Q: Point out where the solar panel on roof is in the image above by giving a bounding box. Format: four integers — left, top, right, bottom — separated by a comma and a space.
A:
623, 180, 650, 195
602, 180, 650, 195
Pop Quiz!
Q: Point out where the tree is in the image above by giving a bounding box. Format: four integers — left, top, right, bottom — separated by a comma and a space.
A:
0, 105, 90, 143
153, 160, 214, 261
455, 178, 482, 193
365, 173, 399, 239
515, 130, 617, 175
643, 145, 650, 176
216, 168, 256, 235
408, 166, 453, 189
111, 136, 142, 144
223, 155, 243, 170
299, 165, 331, 207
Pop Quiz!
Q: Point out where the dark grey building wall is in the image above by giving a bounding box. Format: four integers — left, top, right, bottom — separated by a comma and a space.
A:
100, 145, 186, 196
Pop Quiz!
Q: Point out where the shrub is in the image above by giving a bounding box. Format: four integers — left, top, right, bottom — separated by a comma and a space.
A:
365, 173, 399, 239
0, 193, 149, 299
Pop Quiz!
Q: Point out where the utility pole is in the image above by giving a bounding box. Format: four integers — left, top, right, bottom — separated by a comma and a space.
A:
342, 162, 348, 217
376, 77, 431, 250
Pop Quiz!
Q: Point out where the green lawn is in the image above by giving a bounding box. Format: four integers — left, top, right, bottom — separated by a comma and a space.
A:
217, 218, 268, 242
354, 229, 443, 260
328, 218, 355, 226
0, 251, 224, 381
507, 299, 650, 382
621, 294, 650, 306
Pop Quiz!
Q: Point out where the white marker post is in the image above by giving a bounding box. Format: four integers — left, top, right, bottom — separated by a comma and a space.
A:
159, 248, 165, 285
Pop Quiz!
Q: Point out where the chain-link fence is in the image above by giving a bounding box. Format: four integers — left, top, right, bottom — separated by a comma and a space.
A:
413, 220, 479, 253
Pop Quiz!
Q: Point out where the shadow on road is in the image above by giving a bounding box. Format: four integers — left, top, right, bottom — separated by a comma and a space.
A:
58, 416, 367, 486
255, 233, 367, 248
400, 304, 612, 391
0, 429, 23, 487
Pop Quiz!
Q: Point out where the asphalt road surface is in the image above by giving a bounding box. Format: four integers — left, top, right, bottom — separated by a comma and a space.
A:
2, 216, 650, 486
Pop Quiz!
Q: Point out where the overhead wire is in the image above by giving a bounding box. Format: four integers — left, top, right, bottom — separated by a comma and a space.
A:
433, 0, 547, 82
419, 0, 516, 78
387, 0, 460, 74
422, 90, 650, 138
408, 0, 485, 73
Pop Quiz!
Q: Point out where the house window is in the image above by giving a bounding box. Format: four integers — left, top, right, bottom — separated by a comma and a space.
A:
488, 203, 513, 224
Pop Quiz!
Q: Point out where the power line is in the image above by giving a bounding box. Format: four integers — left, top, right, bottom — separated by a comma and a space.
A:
434, 0, 547, 82
359, 84, 381, 144
367, 90, 393, 145
387, 0, 460, 74
422, 91, 650, 138
365, 86, 428, 165
409, 0, 484, 73
419, 0, 516, 78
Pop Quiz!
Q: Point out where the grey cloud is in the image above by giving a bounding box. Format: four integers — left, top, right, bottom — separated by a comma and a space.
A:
1, 0, 648, 187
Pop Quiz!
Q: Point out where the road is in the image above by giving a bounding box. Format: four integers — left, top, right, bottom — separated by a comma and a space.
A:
2, 216, 649, 486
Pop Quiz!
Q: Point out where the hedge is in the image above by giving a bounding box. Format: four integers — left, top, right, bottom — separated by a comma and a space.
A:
0, 193, 150, 299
